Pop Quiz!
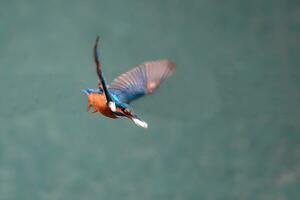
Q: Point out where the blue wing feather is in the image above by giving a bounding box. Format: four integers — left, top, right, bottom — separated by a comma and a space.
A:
109, 60, 175, 103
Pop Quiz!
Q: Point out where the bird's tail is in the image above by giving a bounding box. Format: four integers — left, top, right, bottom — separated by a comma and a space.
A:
116, 107, 148, 128
131, 116, 148, 128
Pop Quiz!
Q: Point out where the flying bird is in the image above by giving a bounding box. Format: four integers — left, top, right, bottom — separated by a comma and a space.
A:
82, 36, 175, 128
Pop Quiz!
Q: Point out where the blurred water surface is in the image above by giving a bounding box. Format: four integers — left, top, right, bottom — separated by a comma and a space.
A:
0, 0, 300, 199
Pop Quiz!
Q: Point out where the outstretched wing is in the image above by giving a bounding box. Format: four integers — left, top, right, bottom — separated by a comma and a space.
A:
109, 60, 175, 103
93, 36, 113, 102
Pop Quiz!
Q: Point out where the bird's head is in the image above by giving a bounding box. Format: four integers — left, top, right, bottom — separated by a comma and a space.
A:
81, 88, 103, 95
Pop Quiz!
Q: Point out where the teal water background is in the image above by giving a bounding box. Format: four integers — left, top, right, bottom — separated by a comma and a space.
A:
0, 0, 300, 199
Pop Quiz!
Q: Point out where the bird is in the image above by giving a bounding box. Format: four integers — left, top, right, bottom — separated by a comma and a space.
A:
82, 36, 175, 128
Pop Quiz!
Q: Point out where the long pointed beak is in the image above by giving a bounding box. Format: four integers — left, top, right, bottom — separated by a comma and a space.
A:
81, 89, 89, 95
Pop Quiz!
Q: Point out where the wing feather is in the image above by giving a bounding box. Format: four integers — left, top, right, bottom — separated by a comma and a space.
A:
109, 60, 175, 103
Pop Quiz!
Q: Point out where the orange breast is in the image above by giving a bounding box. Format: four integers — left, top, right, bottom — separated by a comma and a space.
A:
88, 93, 117, 119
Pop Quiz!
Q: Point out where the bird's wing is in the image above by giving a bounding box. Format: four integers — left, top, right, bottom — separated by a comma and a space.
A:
93, 36, 113, 102
109, 60, 175, 103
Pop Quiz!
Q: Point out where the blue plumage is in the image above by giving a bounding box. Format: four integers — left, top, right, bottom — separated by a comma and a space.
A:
109, 60, 175, 103
82, 36, 175, 128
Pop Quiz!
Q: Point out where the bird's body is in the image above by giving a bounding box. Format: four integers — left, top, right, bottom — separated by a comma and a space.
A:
87, 93, 117, 118
82, 36, 175, 128
86, 89, 133, 119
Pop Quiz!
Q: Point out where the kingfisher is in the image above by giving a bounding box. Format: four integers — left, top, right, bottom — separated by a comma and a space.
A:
82, 36, 175, 128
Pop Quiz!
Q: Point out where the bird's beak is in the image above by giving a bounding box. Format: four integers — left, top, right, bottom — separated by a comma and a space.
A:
81, 89, 89, 95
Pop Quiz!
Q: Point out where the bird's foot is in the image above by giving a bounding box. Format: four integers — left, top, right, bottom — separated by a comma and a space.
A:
87, 104, 92, 112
